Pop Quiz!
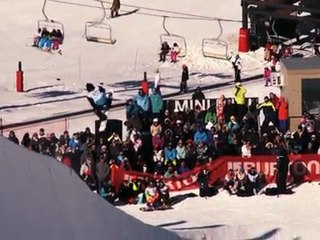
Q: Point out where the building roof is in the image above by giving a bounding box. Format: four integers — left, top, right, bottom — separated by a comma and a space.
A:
281, 57, 320, 71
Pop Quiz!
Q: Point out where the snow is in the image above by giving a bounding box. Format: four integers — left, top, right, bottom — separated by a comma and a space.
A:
119, 183, 320, 239
0, 0, 265, 125
0, 0, 316, 239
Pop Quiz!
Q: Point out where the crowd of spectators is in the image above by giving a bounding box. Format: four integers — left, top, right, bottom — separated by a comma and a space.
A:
6, 83, 320, 203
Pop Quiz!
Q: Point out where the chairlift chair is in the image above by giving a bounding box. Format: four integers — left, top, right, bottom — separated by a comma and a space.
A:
202, 19, 229, 60
160, 16, 187, 57
266, 20, 290, 45
84, 1, 116, 45
38, 0, 64, 44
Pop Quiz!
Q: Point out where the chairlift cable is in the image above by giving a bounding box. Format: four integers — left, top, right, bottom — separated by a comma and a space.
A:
48, 0, 242, 23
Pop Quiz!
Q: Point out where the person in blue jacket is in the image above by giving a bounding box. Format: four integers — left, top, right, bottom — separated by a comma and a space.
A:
193, 125, 208, 145
134, 89, 150, 115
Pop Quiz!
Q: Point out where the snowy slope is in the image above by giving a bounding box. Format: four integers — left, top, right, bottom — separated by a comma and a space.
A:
120, 183, 320, 239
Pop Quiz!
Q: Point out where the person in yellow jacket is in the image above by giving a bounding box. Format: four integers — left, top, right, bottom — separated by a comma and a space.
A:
233, 82, 247, 121
233, 82, 247, 105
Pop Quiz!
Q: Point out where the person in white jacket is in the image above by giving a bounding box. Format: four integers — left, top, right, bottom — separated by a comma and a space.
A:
154, 68, 161, 90
86, 83, 113, 122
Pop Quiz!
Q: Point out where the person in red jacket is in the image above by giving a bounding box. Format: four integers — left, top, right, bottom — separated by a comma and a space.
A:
276, 96, 289, 133
269, 92, 279, 108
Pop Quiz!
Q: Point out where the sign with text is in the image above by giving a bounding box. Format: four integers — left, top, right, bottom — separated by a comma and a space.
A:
111, 154, 320, 193
164, 97, 259, 113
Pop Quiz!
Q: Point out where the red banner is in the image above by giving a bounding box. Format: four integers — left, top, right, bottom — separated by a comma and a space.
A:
111, 154, 320, 192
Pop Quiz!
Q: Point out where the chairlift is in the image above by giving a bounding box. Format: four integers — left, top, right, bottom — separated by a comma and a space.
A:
202, 19, 229, 60
84, 1, 116, 45
160, 16, 187, 57
38, 0, 64, 44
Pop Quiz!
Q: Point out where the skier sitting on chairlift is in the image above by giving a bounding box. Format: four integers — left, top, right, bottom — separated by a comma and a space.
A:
33, 28, 43, 47
159, 41, 170, 62
170, 42, 180, 63
86, 83, 113, 121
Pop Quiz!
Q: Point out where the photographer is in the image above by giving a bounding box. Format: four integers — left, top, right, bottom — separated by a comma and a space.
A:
197, 169, 218, 198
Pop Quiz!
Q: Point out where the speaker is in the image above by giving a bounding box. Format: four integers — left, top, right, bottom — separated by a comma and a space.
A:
95, 119, 123, 145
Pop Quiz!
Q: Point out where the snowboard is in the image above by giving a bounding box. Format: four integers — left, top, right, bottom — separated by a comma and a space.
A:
99, 119, 108, 132
139, 205, 173, 212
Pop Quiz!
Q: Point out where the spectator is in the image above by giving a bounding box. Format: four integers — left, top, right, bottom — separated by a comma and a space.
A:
198, 169, 217, 198
204, 105, 217, 126
193, 125, 208, 145
192, 86, 206, 101
177, 160, 189, 174
134, 89, 150, 115
241, 141, 252, 158
80, 155, 95, 187
233, 82, 247, 121
180, 64, 189, 93
120, 158, 131, 171
8, 130, 19, 144
126, 99, 139, 119
216, 94, 226, 122
154, 68, 161, 90
110, 0, 120, 18
196, 141, 208, 164
149, 89, 164, 119
150, 118, 162, 137
194, 105, 205, 124
264, 41, 272, 61
257, 96, 276, 132
59, 130, 70, 147
172, 119, 184, 144
30, 132, 40, 152
153, 149, 165, 173
156, 179, 170, 207
164, 142, 177, 166
130, 130, 142, 154
152, 132, 165, 151
247, 166, 259, 194
21, 132, 31, 148
230, 53, 242, 82
96, 155, 110, 194
164, 165, 177, 178
100, 181, 116, 204
263, 67, 272, 87
276, 97, 289, 133
83, 127, 94, 142
292, 125, 309, 153
69, 132, 82, 152
269, 92, 279, 111
176, 139, 186, 162
227, 115, 240, 134
234, 168, 254, 197
224, 169, 236, 194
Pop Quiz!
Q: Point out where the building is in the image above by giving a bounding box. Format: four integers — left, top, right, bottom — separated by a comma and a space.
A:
280, 56, 320, 130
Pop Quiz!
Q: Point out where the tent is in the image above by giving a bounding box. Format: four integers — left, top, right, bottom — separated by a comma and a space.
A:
0, 137, 180, 240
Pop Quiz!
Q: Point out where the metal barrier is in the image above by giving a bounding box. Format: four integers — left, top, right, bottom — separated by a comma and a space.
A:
0, 74, 263, 139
